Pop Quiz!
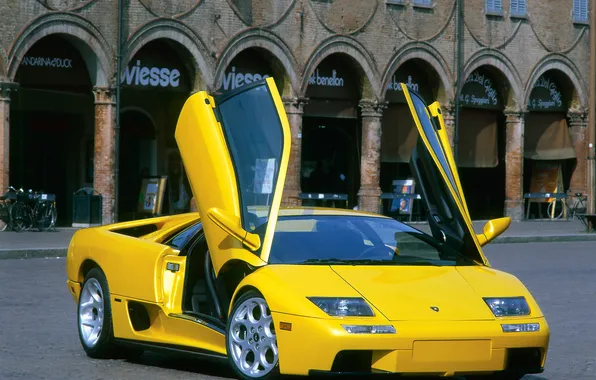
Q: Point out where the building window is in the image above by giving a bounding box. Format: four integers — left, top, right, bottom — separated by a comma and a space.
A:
413, 0, 432, 7
574, 0, 589, 23
510, 0, 527, 17
486, 0, 503, 15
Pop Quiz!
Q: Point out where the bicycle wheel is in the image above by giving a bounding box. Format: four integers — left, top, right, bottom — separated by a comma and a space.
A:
547, 199, 565, 219
0, 203, 9, 231
11, 202, 32, 232
37, 201, 57, 231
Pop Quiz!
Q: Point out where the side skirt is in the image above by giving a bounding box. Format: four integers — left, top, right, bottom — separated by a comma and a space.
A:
114, 338, 228, 363
169, 312, 226, 335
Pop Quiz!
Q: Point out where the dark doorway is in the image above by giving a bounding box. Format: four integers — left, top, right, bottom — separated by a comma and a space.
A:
118, 111, 156, 221
301, 116, 361, 208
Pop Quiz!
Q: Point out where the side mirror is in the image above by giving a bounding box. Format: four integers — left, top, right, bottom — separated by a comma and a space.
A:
476, 217, 511, 247
207, 207, 261, 252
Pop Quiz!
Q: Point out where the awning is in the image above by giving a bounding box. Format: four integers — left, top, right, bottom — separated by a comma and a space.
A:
524, 113, 576, 160
381, 104, 417, 163
457, 108, 499, 168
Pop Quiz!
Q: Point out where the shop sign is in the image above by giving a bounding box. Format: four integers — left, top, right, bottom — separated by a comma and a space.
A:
218, 66, 270, 92
459, 70, 500, 110
528, 75, 565, 111
21, 56, 73, 69
308, 69, 345, 87
120, 60, 181, 89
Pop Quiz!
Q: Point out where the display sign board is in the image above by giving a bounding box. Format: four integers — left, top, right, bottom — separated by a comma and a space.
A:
122, 41, 190, 92
528, 74, 566, 112
459, 69, 501, 110
390, 179, 416, 215
529, 162, 563, 203
217, 49, 284, 93
137, 176, 168, 215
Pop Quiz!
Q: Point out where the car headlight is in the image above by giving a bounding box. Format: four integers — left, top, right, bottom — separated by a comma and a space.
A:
484, 297, 530, 317
307, 297, 375, 317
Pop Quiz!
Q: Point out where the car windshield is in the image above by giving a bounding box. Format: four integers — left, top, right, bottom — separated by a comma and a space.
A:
261, 215, 476, 266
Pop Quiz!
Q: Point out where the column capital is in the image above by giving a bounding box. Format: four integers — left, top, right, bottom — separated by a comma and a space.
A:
93, 86, 116, 105
567, 109, 588, 125
0, 82, 19, 101
358, 99, 387, 118
503, 108, 526, 123
282, 97, 308, 115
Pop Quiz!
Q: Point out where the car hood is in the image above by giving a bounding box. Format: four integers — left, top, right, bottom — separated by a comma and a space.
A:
330, 265, 495, 321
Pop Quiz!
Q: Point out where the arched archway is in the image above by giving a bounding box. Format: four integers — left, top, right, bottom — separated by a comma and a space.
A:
458, 65, 515, 219
523, 67, 587, 218
213, 30, 300, 97
379, 58, 449, 219
10, 34, 98, 225
119, 38, 197, 217
300, 52, 376, 209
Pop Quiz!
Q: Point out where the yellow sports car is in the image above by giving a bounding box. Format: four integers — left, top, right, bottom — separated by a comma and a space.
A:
66, 78, 549, 380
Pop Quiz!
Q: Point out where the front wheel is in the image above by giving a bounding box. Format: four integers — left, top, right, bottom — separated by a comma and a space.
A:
226, 291, 279, 380
78, 268, 117, 358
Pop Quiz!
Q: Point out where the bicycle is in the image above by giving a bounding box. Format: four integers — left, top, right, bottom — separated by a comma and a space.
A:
0, 186, 19, 231
10, 189, 57, 232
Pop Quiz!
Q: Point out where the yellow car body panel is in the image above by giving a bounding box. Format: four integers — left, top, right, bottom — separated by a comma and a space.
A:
66, 80, 549, 378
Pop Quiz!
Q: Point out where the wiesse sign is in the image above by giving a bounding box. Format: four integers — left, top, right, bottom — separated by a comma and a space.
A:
121, 60, 182, 89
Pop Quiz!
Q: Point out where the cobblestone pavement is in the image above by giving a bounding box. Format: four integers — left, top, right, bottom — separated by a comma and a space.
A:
0, 241, 594, 379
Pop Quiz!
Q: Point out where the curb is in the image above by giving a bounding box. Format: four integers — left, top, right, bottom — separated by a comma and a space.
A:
2, 234, 596, 260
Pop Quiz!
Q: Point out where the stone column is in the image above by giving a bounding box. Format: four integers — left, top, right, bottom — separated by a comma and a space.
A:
358, 100, 386, 213
568, 110, 588, 197
0, 82, 17, 192
441, 102, 456, 151
93, 87, 117, 225
282, 97, 307, 206
503, 109, 525, 221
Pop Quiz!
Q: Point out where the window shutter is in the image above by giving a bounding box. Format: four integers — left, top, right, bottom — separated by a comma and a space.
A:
486, 0, 494, 13
486, 0, 502, 13
413, 0, 432, 5
511, 0, 526, 15
581, 0, 589, 21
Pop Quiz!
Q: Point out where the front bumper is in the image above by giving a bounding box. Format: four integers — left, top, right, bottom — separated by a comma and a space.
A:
273, 312, 549, 377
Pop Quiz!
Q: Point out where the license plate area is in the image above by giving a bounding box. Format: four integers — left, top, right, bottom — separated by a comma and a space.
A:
413, 340, 492, 362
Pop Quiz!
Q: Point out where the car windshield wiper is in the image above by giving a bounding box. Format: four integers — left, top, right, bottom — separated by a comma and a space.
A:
300, 258, 395, 265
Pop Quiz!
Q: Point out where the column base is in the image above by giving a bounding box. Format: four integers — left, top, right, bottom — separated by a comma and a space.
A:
358, 186, 382, 214
504, 200, 523, 221
282, 187, 301, 207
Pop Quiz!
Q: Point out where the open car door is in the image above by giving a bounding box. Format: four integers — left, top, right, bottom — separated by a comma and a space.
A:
175, 78, 291, 275
401, 84, 488, 265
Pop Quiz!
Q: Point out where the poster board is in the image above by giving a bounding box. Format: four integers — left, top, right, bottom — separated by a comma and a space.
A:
390, 179, 416, 215
137, 176, 168, 216
529, 162, 563, 203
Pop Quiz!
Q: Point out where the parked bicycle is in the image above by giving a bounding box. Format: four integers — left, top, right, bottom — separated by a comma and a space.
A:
10, 189, 57, 232
0, 186, 19, 231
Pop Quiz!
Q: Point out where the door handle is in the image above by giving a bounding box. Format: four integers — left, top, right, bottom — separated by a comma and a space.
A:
166, 262, 180, 272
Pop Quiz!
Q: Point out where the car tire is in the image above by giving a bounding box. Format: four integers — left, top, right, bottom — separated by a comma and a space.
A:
77, 268, 117, 359
226, 290, 279, 380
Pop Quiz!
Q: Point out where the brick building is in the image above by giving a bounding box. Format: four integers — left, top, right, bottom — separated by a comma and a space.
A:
0, 0, 591, 224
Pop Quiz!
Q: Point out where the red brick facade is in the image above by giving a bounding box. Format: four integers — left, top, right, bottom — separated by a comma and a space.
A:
0, 0, 591, 222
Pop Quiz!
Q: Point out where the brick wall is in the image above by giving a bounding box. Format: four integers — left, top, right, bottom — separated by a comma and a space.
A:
0, 0, 591, 221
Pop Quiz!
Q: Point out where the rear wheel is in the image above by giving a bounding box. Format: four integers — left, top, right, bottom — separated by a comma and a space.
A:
11, 203, 31, 232
226, 291, 279, 380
